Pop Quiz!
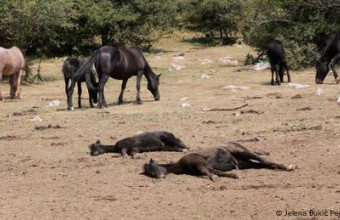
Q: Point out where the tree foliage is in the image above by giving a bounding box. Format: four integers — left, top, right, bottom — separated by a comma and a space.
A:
243, 0, 340, 69
184, 0, 246, 44
0, 0, 176, 56
0, 0, 339, 69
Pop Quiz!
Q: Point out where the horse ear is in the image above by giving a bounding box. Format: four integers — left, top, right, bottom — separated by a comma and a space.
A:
149, 158, 155, 164
95, 139, 101, 144
156, 73, 162, 79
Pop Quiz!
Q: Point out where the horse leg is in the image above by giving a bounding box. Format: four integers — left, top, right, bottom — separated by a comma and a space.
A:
279, 63, 284, 83
208, 168, 239, 179
67, 79, 76, 110
0, 72, 3, 101
120, 147, 129, 158
237, 150, 295, 171
64, 77, 69, 101
129, 147, 142, 159
270, 65, 275, 85
77, 81, 82, 108
331, 53, 340, 84
88, 89, 94, 108
9, 71, 21, 99
196, 164, 218, 181
275, 64, 280, 85
118, 79, 128, 105
136, 71, 143, 104
284, 62, 291, 82
98, 74, 109, 109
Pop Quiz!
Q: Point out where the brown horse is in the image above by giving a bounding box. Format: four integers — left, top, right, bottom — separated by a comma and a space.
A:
0, 46, 25, 100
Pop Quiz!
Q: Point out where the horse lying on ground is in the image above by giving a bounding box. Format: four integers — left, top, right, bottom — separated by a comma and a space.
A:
73, 46, 161, 109
89, 131, 188, 158
316, 32, 340, 84
0, 46, 25, 100
62, 57, 98, 110
143, 142, 296, 181
267, 40, 291, 85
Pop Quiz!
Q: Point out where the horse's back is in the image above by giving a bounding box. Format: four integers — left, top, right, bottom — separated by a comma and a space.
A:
0, 46, 25, 75
325, 32, 340, 54
267, 40, 285, 60
98, 46, 148, 79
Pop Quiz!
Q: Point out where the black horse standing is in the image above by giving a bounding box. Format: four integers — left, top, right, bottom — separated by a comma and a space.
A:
316, 32, 340, 84
267, 40, 291, 85
73, 46, 161, 108
63, 57, 98, 110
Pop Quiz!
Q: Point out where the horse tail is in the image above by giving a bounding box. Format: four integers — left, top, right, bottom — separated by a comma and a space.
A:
73, 49, 101, 90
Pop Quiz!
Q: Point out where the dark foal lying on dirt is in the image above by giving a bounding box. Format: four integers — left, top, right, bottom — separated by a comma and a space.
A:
90, 131, 188, 158
143, 142, 296, 181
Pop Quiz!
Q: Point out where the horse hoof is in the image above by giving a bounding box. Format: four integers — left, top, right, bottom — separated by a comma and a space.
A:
132, 154, 143, 159
210, 174, 218, 182
67, 107, 74, 111
286, 164, 296, 171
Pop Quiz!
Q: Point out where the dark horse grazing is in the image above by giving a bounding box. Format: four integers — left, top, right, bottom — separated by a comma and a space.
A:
0, 46, 25, 100
143, 142, 295, 181
267, 40, 291, 85
316, 32, 340, 84
73, 46, 161, 108
89, 131, 188, 158
63, 57, 98, 110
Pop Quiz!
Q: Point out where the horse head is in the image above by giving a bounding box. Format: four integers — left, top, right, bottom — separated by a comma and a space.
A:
89, 140, 105, 156
143, 158, 166, 179
147, 74, 161, 101
315, 60, 329, 84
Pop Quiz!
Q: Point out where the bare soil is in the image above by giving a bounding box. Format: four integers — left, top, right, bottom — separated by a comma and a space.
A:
1, 35, 340, 220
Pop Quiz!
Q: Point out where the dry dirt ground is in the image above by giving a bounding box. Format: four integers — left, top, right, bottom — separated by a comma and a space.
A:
1, 34, 340, 220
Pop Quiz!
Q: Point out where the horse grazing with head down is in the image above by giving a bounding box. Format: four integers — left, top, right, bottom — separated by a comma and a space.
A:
62, 57, 98, 110
72, 46, 161, 109
267, 40, 291, 85
0, 46, 25, 100
316, 32, 340, 84
143, 142, 295, 181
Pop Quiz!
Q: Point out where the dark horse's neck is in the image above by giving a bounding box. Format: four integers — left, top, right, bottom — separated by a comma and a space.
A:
99, 144, 119, 153
321, 33, 340, 63
159, 163, 183, 174
143, 63, 156, 83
